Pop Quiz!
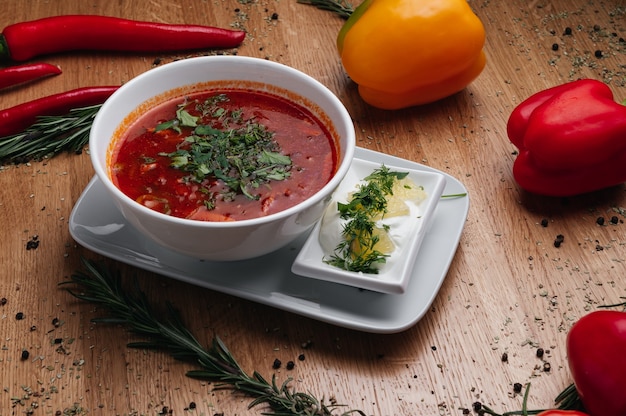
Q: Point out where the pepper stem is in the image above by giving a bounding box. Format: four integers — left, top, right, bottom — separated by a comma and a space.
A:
0, 35, 10, 61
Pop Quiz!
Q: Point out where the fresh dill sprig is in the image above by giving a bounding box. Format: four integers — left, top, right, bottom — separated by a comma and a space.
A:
61, 258, 365, 416
325, 166, 408, 274
0, 104, 101, 164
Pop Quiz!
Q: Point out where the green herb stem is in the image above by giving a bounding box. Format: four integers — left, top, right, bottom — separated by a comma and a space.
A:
477, 382, 585, 416
553, 382, 585, 411
296, 0, 354, 19
61, 258, 365, 416
597, 296, 626, 309
441, 193, 468, 199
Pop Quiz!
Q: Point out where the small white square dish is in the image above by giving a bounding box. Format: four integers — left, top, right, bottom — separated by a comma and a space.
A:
291, 158, 447, 294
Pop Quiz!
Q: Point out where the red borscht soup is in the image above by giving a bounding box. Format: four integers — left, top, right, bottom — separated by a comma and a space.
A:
110, 89, 338, 222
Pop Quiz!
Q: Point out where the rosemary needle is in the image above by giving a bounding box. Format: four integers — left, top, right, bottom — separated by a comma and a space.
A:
296, 0, 354, 19
61, 258, 365, 416
0, 104, 101, 163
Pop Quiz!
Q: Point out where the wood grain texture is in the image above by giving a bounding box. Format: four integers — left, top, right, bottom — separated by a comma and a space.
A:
1, 0, 625, 415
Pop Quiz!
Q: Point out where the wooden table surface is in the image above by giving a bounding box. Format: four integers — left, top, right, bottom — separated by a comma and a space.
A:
1, 1, 625, 415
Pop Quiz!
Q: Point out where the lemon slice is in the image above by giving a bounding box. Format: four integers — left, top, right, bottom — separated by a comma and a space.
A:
374, 177, 426, 219
350, 226, 395, 257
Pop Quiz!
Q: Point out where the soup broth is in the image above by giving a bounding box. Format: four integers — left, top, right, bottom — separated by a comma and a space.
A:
110, 89, 338, 221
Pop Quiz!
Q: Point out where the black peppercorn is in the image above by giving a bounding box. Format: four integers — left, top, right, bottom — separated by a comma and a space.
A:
540, 218, 549, 227
554, 234, 564, 247
501, 352, 508, 362
595, 50, 603, 58
472, 402, 482, 412
26, 235, 40, 250
271, 12, 279, 20
610, 216, 619, 224
551, 43, 559, 51
564, 27, 572, 35
513, 382, 523, 393
298, 353, 305, 361
21, 349, 30, 360
596, 216, 605, 225
286, 360, 295, 370
272, 358, 282, 369
15, 312, 24, 320
536, 348, 544, 358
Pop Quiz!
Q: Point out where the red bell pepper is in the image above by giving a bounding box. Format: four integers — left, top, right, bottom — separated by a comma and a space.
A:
507, 79, 626, 197
567, 310, 626, 416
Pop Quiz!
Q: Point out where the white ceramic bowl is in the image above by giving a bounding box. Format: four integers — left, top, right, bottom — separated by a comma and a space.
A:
89, 56, 355, 261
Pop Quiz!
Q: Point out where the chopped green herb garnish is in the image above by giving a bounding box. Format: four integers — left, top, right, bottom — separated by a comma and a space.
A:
325, 165, 408, 274
157, 94, 293, 202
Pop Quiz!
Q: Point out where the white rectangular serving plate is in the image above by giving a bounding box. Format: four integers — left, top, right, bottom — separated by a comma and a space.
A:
69, 148, 469, 333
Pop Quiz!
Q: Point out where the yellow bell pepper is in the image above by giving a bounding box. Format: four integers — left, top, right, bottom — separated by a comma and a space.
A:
337, 0, 486, 110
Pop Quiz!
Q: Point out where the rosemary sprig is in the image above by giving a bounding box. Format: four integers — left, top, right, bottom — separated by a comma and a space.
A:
296, 0, 354, 19
476, 382, 585, 416
553, 382, 585, 411
61, 258, 365, 416
0, 104, 101, 164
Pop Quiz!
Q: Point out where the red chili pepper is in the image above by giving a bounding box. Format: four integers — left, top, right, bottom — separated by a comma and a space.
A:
0, 62, 61, 90
507, 79, 626, 196
0, 15, 246, 62
0, 86, 118, 137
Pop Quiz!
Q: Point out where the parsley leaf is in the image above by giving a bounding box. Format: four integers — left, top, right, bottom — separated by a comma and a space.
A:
158, 94, 293, 203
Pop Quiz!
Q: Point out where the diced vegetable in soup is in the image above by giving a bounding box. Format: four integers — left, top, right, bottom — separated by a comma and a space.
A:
110, 89, 338, 221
